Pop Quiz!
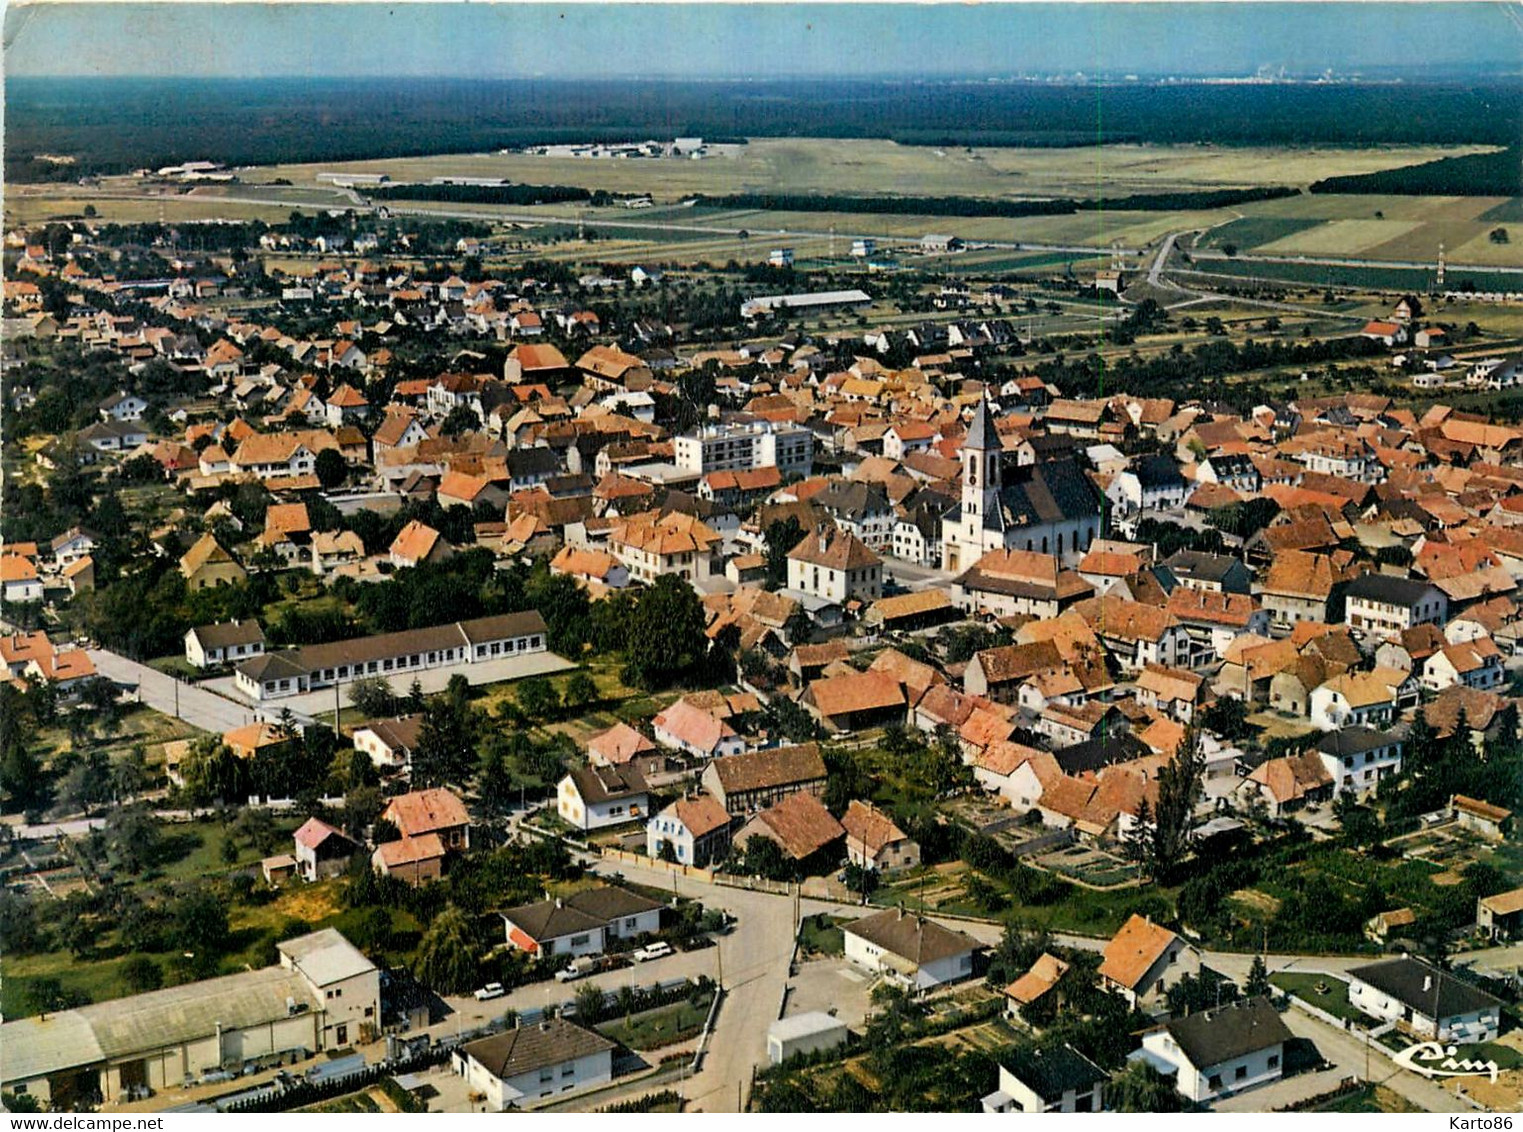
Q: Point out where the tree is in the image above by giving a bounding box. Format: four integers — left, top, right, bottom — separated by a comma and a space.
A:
1245, 954, 1271, 998
623, 575, 708, 691
411, 693, 478, 789
763, 516, 805, 591
440, 405, 478, 438
1491, 227, 1510, 245
1139, 728, 1205, 882
842, 863, 879, 898
314, 447, 348, 491
515, 676, 560, 720
575, 981, 607, 1023
1199, 697, 1250, 741
1111, 1060, 1182, 1113
563, 671, 599, 711
741, 835, 794, 881
783, 605, 813, 646
121, 955, 164, 993
414, 905, 480, 995
347, 675, 397, 718
105, 805, 164, 875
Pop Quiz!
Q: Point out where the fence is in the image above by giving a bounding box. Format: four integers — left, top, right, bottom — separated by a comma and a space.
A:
600, 846, 716, 884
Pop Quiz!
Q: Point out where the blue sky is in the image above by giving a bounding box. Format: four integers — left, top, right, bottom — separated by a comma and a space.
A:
4, 2, 1518, 79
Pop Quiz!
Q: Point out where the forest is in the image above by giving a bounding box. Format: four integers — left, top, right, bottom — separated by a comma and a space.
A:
1309, 145, 1522, 197
8, 76, 1521, 181
695, 186, 1300, 219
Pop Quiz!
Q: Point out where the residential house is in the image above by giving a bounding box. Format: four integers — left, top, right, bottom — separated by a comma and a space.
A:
981, 1046, 1109, 1114
1421, 639, 1506, 693
352, 715, 423, 772
1344, 574, 1448, 641
843, 908, 980, 990
1309, 667, 1414, 731
1238, 752, 1334, 816
292, 817, 359, 882
1312, 726, 1404, 798
1346, 957, 1502, 1042
1097, 914, 1199, 1008
371, 834, 447, 886
1259, 551, 1341, 631
500, 886, 664, 959
652, 697, 745, 760
1107, 454, 1189, 519
842, 800, 920, 873
950, 548, 1093, 620
1164, 551, 1252, 595
786, 526, 883, 606
556, 765, 649, 831
1133, 998, 1292, 1104
389, 520, 454, 569
179, 534, 245, 591
735, 791, 845, 864
452, 1018, 616, 1110
0, 552, 45, 605
379, 786, 471, 873
700, 743, 827, 813
647, 793, 733, 867
184, 620, 265, 669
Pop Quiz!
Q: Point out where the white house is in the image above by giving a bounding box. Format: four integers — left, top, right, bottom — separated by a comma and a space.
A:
1344, 574, 1448, 642
842, 908, 978, 991
184, 620, 265, 669
556, 765, 649, 832
1132, 997, 1291, 1104
646, 793, 733, 867
1346, 957, 1502, 1042
1308, 668, 1414, 732
453, 1018, 616, 1110
1312, 726, 1403, 798
981, 1045, 1109, 1113
99, 391, 149, 422
500, 885, 663, 959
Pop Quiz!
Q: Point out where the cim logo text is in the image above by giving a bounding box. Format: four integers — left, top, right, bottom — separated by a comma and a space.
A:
1392, 1041, 1501, 1083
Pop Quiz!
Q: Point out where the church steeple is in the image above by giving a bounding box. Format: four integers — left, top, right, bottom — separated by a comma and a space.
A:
962, 395, 1002, 526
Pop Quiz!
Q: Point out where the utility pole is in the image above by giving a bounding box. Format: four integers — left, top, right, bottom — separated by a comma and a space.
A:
173, 677, 180, 720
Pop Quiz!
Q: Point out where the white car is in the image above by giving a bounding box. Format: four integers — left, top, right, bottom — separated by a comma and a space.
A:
555, 959, 594, 983
632, 941, 673, 963
473, 982, 506, 1001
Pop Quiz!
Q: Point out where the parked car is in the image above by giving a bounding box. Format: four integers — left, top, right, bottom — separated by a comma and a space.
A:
633, 941, 673, 963
473, 982, 506, 1001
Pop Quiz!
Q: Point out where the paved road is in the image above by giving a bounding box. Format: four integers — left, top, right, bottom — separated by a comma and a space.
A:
1282, 1006, 1465, 1113
1190, 247, 1523, 277
88, 648, 267, 734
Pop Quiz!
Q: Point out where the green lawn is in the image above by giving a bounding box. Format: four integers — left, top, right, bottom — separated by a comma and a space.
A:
596, 991, 715, 1051
798, 914, 847, 957
1270, 972, 1364, 1025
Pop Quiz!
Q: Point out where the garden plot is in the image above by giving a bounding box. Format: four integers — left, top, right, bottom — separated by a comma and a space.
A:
1030, 843, 1139, 888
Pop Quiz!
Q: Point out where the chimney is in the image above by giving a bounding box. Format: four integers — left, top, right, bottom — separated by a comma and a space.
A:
1423, 974, 1433, 993
555, 897, 563, 909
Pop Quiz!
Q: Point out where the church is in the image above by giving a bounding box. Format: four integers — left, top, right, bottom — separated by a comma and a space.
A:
940, 397, 1105, 573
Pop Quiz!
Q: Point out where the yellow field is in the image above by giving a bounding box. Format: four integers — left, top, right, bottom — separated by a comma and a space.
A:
243, 138, 1494, 201
4, 191, 293, 226
1257, 218, 1425, 255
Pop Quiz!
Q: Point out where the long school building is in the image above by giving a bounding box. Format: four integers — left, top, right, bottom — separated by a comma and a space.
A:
235, 611, 547, 701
